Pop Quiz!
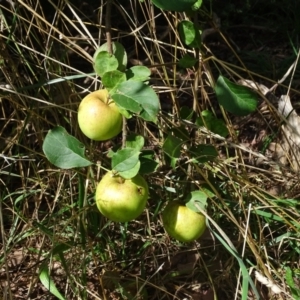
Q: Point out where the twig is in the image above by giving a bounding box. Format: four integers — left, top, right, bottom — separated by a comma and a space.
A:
105, 0, 127, 148
105, 0, 113, 55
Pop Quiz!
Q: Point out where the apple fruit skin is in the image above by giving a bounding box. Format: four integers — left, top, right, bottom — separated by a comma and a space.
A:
95, 171, 149, 222
78, 89, 122, 141
162, 201, 206, 242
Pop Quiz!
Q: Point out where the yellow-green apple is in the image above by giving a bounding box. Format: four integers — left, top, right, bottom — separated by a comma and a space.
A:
96, 171, 149, 222
78, 89, 122, 141
162, 201, 206, 242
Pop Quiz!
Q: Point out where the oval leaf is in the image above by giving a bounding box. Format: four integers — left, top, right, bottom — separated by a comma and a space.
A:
102, 70, 126, 93
118, 161, 141, 179
189, 144, 218, 163
163, 134, 183, 159
126, 66, 151, 82
215, 76, 258, 116
192, 0, 202, 10
185, 191, 208, 212
152, 0, 197, 12
178, 20, 201, 48
139, 150, 159, 174
112, 81, 159, 122
178, 54, 198, 68
196, 110, 228, 137
112, 148, 140, 173
93, 51, 118, 77
126, 134, 145, 151
43, 126, 92, 169
94, 42, 127, 72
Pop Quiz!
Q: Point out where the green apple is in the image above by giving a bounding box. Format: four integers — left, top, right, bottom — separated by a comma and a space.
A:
95, 171, 149, 222
78, 89, 122, 141
162, 201, 206, 242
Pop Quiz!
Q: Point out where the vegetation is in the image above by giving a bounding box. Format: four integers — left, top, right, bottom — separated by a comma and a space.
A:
1, 0, 300, 299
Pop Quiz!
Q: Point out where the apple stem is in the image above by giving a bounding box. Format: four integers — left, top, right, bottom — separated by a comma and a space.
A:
118, 176, 125, 184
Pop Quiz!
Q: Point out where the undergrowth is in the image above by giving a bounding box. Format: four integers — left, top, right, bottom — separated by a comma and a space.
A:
0, 0, 300, 299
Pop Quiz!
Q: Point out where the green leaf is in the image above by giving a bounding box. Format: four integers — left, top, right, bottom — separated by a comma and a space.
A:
185, 191, 208, 212
178, 54, 198, 68
151, 0, 197, 12
285, 267, 300, 299
112, 148, 140, 173
192, 0, 202, 10
163, 134, 183, 159
189, 144, 218, 163
93, 51, 119, 77
126, 134, 145, 151
118, 161, 141, 179
42, 126, 92, 169
39, 263, 66, 300
196, 110, 228, 137
126, 66, 151, 82
139, 150, 159, 174
178, 20, 202, 48
94, 42, 127, 71
171, 126, 190, 141
180, 106, 194, 120
102, 70, 126, 93
112, 81, 159, 122
215, 76, 258, 116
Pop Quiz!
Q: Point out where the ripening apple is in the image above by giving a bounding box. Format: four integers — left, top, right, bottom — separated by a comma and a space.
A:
95, 171, 149, 222
162, 201, 206, 242
77, 89, 122, 141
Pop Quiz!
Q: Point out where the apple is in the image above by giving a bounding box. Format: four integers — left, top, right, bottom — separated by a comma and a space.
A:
162, 201, 206, 242
95, 171, 149, 222
78, 89, 122, 141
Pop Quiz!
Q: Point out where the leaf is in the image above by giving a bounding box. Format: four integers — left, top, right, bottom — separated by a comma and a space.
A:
39, 263, 66, 300
125, 134, 145, 151
112, 81, 159, 122
185, 191, 208, 212
285, 267, 300, 299
151, 0, 197, 12
93, 51, 119, 77
118, 161, 141, 179
178, 54, 198, 68
111, 148, 140, 173
192, 0, 202, 10
94, 42, 127, 71
189, 144, 218, 163
42, 126, 92, 169
163, 134, 183, 159
171, 126, 190, 141
215, 76, 258, 116
139, 150, 159, 174
102, 70, 126, 93
196, 110, 228, 137
180, 106, 194, 120
126, 66, 151, 82
178, 20, 202, 48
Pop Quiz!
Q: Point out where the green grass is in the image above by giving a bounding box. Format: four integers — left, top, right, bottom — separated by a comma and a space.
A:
1, 0, 300, 299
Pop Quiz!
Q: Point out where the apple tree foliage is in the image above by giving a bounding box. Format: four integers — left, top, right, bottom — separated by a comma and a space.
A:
41, 1, 261, 296
43, 41, 160, 179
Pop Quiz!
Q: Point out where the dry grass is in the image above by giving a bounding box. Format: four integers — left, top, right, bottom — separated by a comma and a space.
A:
1, 0, 300, 299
